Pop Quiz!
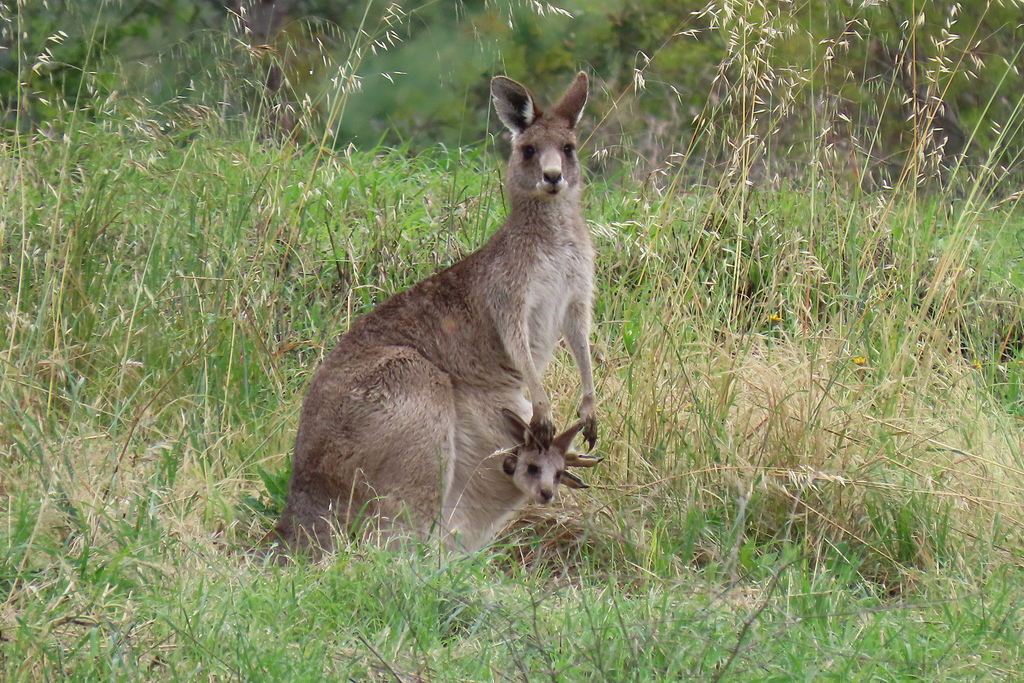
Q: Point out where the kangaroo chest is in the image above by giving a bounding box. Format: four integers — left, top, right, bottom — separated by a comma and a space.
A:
525, 239, 592, 370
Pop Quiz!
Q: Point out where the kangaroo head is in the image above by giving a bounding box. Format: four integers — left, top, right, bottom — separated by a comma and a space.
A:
491, 72, 589, 202
499, 409, 593, 504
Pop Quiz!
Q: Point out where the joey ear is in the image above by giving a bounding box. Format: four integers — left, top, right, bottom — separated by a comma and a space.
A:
549, 71, 588, 128
550, 420, 584, 453
491, 76, 540, 134
501, 408, 534, 445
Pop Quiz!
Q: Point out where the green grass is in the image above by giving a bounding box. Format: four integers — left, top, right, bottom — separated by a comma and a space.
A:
1, 533, 1021, 680
3, 91, 1024, 679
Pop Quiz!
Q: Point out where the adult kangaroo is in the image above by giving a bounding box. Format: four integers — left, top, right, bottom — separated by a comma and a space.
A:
273, 71, 598, 554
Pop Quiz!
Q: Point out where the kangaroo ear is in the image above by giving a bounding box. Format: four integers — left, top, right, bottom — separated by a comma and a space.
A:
551, 420, 584, 453
549, 71, 588, 128
491, 76, 540, 134
501, 408, 534, 445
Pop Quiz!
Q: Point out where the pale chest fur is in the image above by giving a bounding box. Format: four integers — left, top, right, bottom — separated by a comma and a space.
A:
524, 227, 594, 373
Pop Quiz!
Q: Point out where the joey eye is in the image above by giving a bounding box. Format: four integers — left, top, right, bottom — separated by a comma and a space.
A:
522, 145, 536, 160
527, 464, 539, 475
555, 471, 564, 481
563, 144, 574, 158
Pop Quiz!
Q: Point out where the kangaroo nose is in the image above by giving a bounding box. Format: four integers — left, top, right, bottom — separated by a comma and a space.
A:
543, 168, 562, 185
539, 488, 553, 503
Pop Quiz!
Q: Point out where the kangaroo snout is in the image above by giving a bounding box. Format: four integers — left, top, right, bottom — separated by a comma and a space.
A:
540, 150, 564, 193
539, 173, 563, 193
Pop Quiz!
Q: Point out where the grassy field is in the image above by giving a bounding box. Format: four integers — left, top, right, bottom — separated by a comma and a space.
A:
2, 90, 1024, 680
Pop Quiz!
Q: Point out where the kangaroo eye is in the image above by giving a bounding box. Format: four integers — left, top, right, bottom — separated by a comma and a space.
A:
527, 464, 539, 475
563, 144, 574, 158
522, 145, 536, 160
555, 471, 563, 481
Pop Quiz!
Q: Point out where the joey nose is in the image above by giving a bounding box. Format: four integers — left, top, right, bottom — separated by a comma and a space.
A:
539, 488, 553, 503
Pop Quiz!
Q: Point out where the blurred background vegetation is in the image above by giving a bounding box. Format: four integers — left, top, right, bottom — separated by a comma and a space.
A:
3, 0, 1023, 190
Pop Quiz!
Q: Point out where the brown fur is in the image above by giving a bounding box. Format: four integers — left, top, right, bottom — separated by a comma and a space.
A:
272, 72, 597, 555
